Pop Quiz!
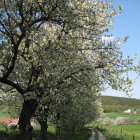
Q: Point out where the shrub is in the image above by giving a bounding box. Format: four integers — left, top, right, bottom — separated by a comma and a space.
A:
114, 117, 136, 125
97, 117, 115, 126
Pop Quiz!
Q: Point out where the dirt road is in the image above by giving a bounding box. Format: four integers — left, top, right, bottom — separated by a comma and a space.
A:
88, 130, 106, 140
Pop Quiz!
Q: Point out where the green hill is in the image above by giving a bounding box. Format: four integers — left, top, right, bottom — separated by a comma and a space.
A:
101, 95, 140, 112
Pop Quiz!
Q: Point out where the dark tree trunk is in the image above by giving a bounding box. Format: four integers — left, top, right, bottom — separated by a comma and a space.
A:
39, 119, 48, 140
56, 113, 61, 140
56, 126, 61, 140
37, 107, 48, 140
18, 99, 37, 140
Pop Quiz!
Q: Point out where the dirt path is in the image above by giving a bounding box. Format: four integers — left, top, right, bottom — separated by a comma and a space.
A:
97, 130, 106, 140
88, 131, 95, 140
88, 130, 106, 140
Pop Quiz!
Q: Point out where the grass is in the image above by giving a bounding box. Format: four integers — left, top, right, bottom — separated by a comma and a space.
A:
0, 105, 11, 118
103, 125, 140, 136
0, 113, 10, 118
67, 127, 92, 140
99, 112, 140, 140
47, 125, 56, 134
102, 112, 140, 120
0, 110, 11, 118
0, 124, 92, 140
99, 129, 123, 140
101, 125, 140, 140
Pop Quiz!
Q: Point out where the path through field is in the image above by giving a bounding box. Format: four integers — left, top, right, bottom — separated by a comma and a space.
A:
98, 131, 106, 140
88, 131, 95, 140
88, 130, 106, 140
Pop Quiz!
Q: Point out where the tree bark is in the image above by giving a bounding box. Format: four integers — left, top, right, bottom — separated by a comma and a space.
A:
18, 99, 37, 140
56, 126, 61, 140
38, 119, 48, 140
56, 113, 61, 140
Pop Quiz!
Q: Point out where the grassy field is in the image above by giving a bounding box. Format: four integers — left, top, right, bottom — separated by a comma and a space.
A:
103, 125, 140, 136
101, 125, 140, 140
99, 112, 140, 140
101, 96, 140, 108
102, 112, 140, 120
101, 95, 140, 113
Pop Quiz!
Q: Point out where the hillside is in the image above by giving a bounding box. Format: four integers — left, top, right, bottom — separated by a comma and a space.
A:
101, 95, 140, 112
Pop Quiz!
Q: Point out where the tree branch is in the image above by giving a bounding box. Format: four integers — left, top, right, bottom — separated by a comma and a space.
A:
55, 65, 105, 88
0, 77, 24, 94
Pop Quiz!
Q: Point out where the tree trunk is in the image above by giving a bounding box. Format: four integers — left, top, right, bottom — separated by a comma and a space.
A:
18, 99, 37, 140
37, 107, 48, 140
39, 119, 48, 140
56, 113, 61, 140
56, 126, 61, 140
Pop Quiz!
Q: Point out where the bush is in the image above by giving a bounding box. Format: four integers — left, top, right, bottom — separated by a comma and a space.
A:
114, 117, 136, 125
97, 117, 115, 126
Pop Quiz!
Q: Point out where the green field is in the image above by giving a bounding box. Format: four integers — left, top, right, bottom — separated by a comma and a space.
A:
101, 95, 140, 113
102, 112, 140, 120
101, 125, 140, 140
101, 96, 140, 108
99, 111, 140, 140
103, 125, 140, 136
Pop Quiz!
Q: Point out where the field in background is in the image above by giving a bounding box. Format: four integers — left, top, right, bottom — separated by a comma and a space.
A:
102, 125, 140, 140
101, 96, 140, 108
102, 112, 140, 120
99, 96, 140, 140
101, 95, 140, 113
103, 125, 140, 136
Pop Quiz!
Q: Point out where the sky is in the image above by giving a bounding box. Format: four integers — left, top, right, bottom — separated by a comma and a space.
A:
102, 0, 140, 99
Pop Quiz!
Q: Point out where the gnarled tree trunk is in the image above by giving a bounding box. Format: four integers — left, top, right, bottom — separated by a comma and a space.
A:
37, 107, 49, 140
56, 113, 61, 140
18, 99, 37, 140
38, 119, 48, 140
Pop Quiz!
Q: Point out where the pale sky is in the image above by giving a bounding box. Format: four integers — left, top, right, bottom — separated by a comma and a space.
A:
102, 0, 140, 99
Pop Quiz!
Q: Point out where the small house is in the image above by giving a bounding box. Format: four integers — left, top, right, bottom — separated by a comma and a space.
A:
124, 109, 131, 114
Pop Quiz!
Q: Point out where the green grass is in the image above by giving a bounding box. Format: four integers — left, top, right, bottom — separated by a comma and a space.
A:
102, 112, 140, 120
101, 125, 140, 140
0, 105, 11, 118
103, 125, 140, 136
0, 112, 11, 118
101, 95, 140, 108
68, 127, 92, 140
0, 125, 92, 140
47, 125, 56, 134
